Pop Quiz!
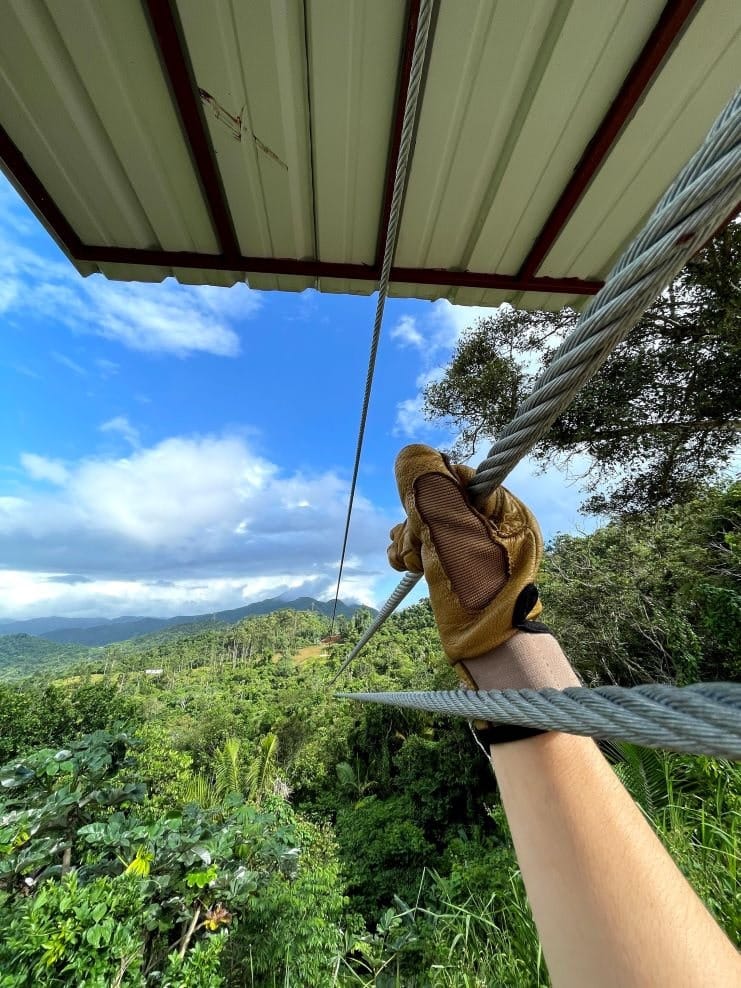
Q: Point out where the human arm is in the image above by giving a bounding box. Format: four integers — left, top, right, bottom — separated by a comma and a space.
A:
489, 726, 740, 988
388, 444, 740, 987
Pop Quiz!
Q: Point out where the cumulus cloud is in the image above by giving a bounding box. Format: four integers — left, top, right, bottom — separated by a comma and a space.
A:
390, 315, 425, 349
393, 368, 445, 438
20, 453, 69, 486
390, 300, 501, 438
1, 434, 393, 618
78, 279, 251, 357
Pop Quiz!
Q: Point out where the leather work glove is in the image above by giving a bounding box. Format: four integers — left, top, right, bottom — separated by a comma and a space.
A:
388, 444, 579, 699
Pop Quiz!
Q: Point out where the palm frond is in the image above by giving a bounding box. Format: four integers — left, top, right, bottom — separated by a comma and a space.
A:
215, 737, 242, 798
246, 733, 279, 804
612, 742, 670, 816
184, 772, 217, 808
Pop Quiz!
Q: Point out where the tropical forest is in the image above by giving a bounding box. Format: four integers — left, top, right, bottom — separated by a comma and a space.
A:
0, 228, 738, 986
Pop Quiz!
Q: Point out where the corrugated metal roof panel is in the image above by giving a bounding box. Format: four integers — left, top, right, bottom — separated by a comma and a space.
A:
0, 1, 218, 255
461, 0, 662, 277
1, 0, 738, 305
308, 0, 405, 266
541, 0, 741, 279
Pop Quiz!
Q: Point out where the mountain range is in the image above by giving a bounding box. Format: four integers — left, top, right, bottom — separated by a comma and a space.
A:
0, 596, 370, 648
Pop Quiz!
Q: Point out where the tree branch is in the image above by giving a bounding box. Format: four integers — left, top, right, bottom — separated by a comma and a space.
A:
177, 906, 202, 961
570, 419, 741, 442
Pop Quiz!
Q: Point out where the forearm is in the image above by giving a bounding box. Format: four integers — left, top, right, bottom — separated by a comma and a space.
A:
489, 731, 740, 988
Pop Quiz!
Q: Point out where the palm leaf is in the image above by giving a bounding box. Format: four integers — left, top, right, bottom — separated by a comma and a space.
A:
612, 742, 670, 817
215, 737, 242, 798
184, 773, 217, 808
246, 733, 279, 804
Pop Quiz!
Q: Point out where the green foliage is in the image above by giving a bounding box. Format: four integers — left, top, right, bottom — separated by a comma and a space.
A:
540, 483, 741, 684
122, 723, 194, 817
0, 871, 147, 986
0, 728, 145, 888
0, 679, 139, 764
612, 743, 671, 817
336, 795, 434, 918
0, 590, 736, 984
0, 634, 92, 681
0, 724, 348, 985
423, 224, 741, 515
223, 812, 347, 988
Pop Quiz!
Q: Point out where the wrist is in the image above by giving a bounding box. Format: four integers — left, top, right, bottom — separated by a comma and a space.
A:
459, 631, 580, 692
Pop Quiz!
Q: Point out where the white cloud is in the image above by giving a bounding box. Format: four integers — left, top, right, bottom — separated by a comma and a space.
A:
390, 315, 424, 349
0, 214, 260, 358
96, 358, 119, 378
393, 368, 445, 438
20, 453, 69, 486
100, 416, 140, 449
0, 280, 19, 313
51, 351, 87, 376
390, 300, 498, 358
391, 301, 501, 437
80, 279, 251, 357
0, 434, 393, 618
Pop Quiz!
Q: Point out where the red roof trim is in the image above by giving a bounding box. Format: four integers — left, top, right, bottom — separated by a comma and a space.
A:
72, 243, 603, 295
0, 123, 82, 254
517, 0, 701, 280
390, 266, 602, 295
143, 0, 241, 260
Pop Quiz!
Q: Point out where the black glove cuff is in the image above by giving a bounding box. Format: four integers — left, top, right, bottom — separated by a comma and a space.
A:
474, 723, 549, 747
513, 584, 552, 634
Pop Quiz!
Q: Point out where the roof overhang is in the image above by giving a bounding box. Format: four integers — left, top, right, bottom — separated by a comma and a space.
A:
1, 0, 739, 310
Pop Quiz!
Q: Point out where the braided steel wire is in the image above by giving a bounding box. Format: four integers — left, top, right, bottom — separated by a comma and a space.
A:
471, 86, 741, 494
335, 87, 741, 692
329, 571, 420, 685
330, 0, 433, 628
338, 684, 741, 759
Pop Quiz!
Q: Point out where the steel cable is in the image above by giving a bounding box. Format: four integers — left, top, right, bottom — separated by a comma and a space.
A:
334, 88, 741, 758
329, 0, 433, 629
338, 684, 741, 759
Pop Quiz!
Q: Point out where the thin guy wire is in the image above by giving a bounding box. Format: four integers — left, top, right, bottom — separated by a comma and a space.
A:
337, 684, 741, 760
329, 0, 433, 630
333, 85, 741, 674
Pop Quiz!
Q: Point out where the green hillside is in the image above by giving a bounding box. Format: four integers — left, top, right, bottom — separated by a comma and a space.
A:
0, 485, 737, 984
40, 596, 369, 647
0, 634, 92, 680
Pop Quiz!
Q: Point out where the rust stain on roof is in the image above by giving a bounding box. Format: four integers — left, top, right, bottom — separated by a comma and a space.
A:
198, 87, 242, 141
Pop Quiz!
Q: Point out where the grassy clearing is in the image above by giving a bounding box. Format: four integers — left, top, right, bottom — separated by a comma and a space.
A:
293, 644, 328, 664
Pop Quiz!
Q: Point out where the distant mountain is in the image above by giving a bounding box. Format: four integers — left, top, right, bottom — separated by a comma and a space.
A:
34, 596, 370, 647
0, 634, 91, 680
0, 616, 111, 637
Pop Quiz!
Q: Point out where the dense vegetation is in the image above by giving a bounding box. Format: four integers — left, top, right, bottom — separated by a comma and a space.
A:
0, 635, 92, 682
0, 483, 738, 985
0, 597, 366, 652
423, 223, 740, 515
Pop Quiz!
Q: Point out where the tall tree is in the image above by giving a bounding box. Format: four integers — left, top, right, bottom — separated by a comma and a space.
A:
424, 223, 741, 514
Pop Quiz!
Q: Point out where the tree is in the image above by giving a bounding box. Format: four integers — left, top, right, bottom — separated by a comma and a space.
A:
0, 730, 346, 987
423, 222, 741, 515
538, 481, 740, 685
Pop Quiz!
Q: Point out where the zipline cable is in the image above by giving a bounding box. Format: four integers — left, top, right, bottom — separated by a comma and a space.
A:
335, 86, 741, 758
329, 0, 433, 631
337, 85, 741, 678
338, 684, 741, 760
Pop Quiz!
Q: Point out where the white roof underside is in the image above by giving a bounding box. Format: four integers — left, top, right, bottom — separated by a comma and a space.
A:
1, 0, 740, 309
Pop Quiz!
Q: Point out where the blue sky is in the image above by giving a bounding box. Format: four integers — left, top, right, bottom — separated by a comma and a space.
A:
0, 175, 595, 620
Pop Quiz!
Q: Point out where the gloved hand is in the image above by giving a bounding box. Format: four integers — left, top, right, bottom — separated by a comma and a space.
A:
388, 444, 579, 695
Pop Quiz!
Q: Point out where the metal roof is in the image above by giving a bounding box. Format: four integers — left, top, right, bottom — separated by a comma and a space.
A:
1, 0, 739, 309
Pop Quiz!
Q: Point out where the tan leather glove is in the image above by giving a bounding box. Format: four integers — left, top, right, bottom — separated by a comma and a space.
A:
388, 444, 579, 695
